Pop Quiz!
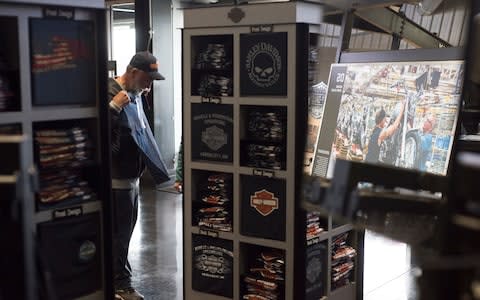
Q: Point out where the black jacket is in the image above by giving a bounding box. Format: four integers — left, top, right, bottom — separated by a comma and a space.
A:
108, 78, 170, 184
108, 78, 146, 180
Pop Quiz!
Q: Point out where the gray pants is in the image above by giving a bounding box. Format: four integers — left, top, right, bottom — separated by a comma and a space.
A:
112, 187, 139, 290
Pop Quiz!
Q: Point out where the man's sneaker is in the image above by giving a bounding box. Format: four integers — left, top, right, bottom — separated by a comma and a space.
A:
115, 287, 144, 300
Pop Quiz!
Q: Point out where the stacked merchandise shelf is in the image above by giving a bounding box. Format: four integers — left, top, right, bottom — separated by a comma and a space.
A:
182, 2, 355, 300
191, 35, 233, 98
0, 1, 112, 299
34, 126, 96, 211
331, 233, 357, 291
241, 106, 287, 171
193, 171, 233, 232
241, 245, 285, 300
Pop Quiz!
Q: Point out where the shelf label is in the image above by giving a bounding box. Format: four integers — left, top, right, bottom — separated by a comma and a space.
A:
251, 25, 273, 33
199, 228, 219, 238
200, 96, 222, 104
307, 237, 321, 246
53, 206, 83, 219
43, 7, 75, 19
253, 169, 275, 178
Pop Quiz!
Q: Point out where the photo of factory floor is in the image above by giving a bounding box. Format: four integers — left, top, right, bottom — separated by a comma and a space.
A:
127, 184, 416, 300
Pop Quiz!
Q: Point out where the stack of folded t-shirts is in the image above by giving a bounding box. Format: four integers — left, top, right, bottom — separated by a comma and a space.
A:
195, 43, 231, 70
195, 173, 233, 232
243, 250, 285, 300
197, 74, 232, 97
35, 127, 95, 208
331, 233, 356, 290
245, 110, 286, 170
306, 212, 324, 240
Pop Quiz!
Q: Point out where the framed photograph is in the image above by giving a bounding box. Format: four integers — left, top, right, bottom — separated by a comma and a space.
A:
29, 18, 96, 106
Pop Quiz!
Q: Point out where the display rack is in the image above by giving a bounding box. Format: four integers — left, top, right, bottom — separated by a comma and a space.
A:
0, 1, 112, 299
182, 2, 360, 300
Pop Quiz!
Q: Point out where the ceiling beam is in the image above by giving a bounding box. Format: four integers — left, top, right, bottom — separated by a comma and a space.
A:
354, 7, 452, 48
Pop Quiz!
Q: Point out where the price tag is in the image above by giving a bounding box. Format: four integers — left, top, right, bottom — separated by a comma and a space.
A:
252, 169, 275, 178
200, 96, 222, 104
53, 206, 83, 219
199, 228, 219, 238
251, 25, 273, 33
43, 7, 75, 19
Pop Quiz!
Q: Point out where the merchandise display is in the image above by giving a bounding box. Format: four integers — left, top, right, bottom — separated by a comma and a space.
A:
183, 5, 328, 299
241, 176, 286, 241
195, 43, 232, 70
242, 107, 287, 170
242, 248, 285, 300
37, 213, 102, 299
323, 60, 464, 176
192, 235, 234, 298
191, 103, 234, 162
306, 212, 324, 241
0, 68, 15, 112
240, 32, 288, 96
305, 241, 327, 299
192, 36, 233, 97
1, 2, 111, 299
194, 172, 233, 232
197, 74, 232, 97
34, 126, 96, 210
331, 233, 356, 291
29, 18, 96, 106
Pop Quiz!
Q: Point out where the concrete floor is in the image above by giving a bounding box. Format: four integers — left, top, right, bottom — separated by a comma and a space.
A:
127, 186, 417, 300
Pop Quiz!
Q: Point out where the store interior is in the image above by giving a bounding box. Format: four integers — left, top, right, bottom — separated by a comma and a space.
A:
2, 0, 480, 300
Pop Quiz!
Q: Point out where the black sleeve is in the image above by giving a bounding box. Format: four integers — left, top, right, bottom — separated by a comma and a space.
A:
108, 89, 122, 155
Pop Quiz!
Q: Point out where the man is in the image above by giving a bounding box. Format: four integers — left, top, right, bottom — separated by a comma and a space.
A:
419, 116, 436, 172
108, 51, 170, 300
365, 100, 405, 163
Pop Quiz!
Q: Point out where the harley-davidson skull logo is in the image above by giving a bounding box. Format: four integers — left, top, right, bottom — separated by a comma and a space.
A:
250, 189, 279, 216
245, 42, 281, 88
201, 125, 227, 151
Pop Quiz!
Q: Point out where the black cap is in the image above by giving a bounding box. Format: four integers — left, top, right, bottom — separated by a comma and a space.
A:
129, 51, 165, 80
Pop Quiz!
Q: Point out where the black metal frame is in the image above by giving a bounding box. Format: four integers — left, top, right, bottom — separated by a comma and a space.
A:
339, 47, 465, 63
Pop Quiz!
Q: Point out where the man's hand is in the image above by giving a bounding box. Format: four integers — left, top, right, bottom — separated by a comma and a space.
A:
112, 90, 131, 109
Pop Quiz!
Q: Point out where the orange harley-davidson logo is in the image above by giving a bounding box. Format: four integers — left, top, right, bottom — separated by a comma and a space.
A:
250, 189, 278, 216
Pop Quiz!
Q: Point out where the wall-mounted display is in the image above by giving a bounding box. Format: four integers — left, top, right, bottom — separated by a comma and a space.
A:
313, 60, 464, 177
241, 175, 286, 241
240, 32, 288, 96
192, 234, 234, 298
191, 103, 233, 162
29, 18, 96, 106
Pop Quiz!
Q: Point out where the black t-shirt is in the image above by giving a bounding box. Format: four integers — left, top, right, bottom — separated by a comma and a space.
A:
365, 126, 382, 163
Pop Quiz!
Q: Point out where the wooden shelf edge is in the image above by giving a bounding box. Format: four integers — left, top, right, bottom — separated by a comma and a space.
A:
238, 234, 287, 250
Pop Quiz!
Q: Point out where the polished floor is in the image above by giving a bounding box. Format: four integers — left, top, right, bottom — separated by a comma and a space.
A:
129, 187, 183, 300
128, 185, 417, 300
